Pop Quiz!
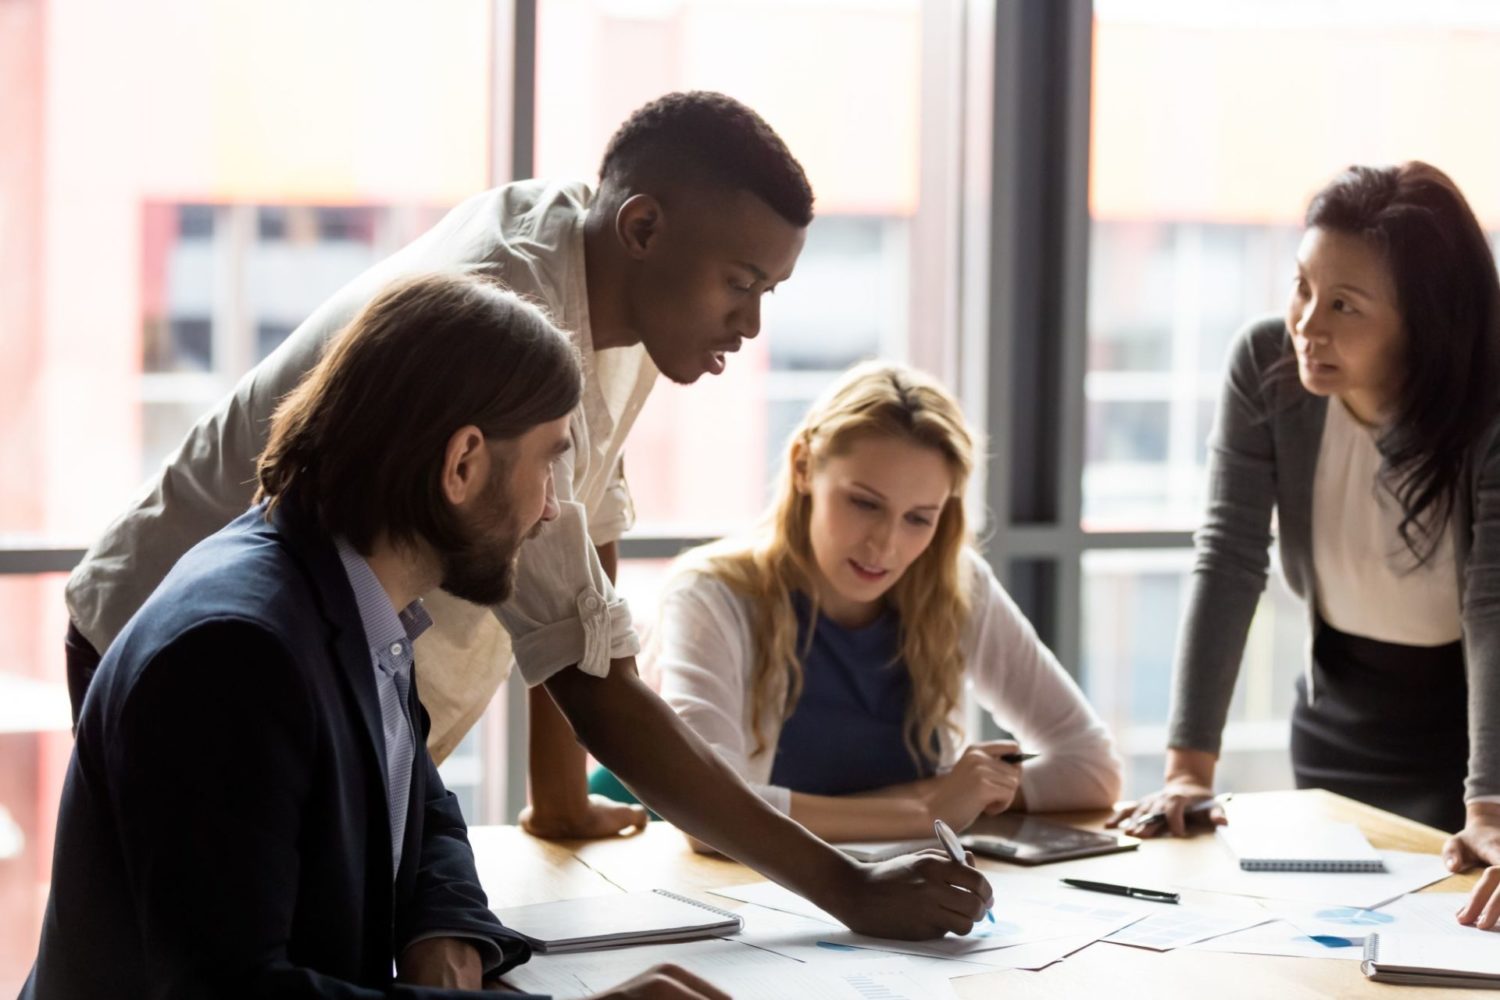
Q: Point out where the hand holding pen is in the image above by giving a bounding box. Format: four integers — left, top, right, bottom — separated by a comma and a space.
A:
934, 818, 996, 925
924, 742, 1036, 833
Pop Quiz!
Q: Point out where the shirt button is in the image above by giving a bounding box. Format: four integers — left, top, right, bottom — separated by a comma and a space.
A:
390, 642, 403, 656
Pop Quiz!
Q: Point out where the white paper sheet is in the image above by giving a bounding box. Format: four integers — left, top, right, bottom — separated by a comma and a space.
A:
985, 873, 1271, 952
728, 898, 1090, 975
710, 880, 842, 925
1169, 848, 1450, 908
1102, 905, 1272, 951
817, 874, 1150, 959
1365, 891, 1490, 935
816, 896, 1086, 958
1182, 919, 1368, 961
500, 937, 958, 1000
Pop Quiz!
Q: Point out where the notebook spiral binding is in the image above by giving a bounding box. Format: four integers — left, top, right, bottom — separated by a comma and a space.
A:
651, 888, 742, 922
1239, 859, 1386, 872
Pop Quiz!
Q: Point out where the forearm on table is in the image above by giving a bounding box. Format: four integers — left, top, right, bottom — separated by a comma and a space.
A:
790, 789, 932, 842
527, 686, 591, 820
1163, 746, 1219, 788
548, 658, 859, 901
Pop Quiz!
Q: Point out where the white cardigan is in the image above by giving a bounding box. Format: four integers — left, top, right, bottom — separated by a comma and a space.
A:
654, 548, 1123, 815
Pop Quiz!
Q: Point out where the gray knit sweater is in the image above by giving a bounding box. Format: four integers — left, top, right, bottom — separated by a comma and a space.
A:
1167, 316, 1500, 801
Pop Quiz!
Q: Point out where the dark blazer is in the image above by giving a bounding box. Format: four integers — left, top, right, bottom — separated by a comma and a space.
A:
23, 506, 541, 999
1167, 316, 1500, 799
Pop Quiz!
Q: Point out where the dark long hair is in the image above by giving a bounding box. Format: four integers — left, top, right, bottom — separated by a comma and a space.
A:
256, 272, 582, 553
1304, 162, 1500, 563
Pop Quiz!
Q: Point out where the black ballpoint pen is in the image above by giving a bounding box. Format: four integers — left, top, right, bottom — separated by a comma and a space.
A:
1060, 877, 1180, 904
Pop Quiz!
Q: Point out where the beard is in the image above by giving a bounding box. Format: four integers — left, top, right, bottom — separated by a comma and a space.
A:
437, 473, 542, 607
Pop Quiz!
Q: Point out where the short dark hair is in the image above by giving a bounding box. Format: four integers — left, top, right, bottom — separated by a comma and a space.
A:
255, 273, 583, 554
1305, 161, 1500, 562
599, 91, 814, 227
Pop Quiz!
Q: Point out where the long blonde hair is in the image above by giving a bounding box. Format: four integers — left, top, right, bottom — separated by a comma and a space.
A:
679, 361, 978, 767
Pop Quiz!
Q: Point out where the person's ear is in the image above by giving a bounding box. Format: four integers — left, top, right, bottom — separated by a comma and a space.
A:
441, 425, 490, 507
616, 194, 665, 259
790, 440, 812, 494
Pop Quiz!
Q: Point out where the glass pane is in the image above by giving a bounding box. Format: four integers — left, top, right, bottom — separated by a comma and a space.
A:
0, 574, 74, 991
537, 0, 937, 537
1080, 549, 1307, 798
3, 4, 493, 990
1085, 2, 1500, 531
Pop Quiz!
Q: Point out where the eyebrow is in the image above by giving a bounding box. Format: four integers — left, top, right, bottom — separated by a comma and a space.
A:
732, 260, 770, 283
1295, 265, 1377, 301
851, 481, 942, 512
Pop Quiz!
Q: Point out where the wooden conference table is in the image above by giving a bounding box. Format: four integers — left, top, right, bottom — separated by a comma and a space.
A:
469, 790, 1485, 1000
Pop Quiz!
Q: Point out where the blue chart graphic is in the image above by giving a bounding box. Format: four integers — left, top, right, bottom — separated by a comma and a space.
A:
967, 920, 1022, 940
1312, 907, 1396, 927
1305, 935, 1360, 949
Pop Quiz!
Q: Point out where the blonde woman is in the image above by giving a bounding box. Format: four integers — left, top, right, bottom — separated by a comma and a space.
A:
647, 362, 1121, 843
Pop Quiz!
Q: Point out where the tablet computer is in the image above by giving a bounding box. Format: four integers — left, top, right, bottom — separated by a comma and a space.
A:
962, 815, 1140, 865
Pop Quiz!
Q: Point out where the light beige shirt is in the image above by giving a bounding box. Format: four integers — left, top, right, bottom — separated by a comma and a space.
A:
653, 548, 1123, 814
1312, 395, 1462, 647
66, 179, 659, 761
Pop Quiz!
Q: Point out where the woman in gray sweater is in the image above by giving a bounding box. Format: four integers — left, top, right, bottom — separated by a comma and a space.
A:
1109, 162, 1500, 899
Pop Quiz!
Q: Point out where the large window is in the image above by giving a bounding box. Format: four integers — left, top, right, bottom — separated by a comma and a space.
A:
1084, 0, 1500, 793
536, 0, 937, 539
0, 2, 493, 988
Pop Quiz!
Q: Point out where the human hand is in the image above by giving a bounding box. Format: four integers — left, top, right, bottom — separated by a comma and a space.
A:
922, 741, 1023, 831
398, 936, 483, 990
1456, 866, 1500, 931
1106, 747, 1224, 838
520, 793, 649, 840
581, 963, 731, 999
820, 850, 994, 940
1441, 802, 1500, 874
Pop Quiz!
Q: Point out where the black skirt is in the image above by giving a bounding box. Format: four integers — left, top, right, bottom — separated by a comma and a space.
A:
1290, 616, 1468, 833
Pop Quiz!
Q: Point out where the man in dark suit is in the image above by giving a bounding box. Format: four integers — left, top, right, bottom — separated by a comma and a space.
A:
22, 273, 728, 1000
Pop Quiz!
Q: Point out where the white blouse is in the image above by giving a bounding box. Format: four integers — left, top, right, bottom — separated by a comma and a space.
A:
652, 548, 1123, 815
1312, 396, 1462, 646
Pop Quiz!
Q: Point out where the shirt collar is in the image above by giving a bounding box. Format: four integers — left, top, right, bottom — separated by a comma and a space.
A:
334, 538, 433, 662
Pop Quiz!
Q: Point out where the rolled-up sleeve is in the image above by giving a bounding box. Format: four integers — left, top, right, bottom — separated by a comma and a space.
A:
495, 498, 639, 687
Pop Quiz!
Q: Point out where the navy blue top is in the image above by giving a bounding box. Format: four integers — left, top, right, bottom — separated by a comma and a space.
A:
769, 593, 938, 795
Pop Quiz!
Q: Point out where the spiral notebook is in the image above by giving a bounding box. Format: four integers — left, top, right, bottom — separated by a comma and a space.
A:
1217, 821, 1386, 873
1362, 931, 1500, 987
492, 889, 743, 953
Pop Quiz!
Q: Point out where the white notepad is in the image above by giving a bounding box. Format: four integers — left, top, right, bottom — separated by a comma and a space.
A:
492, 889, 743, 953
1362, 931, 1500, 987
1216, 821, 1385, 872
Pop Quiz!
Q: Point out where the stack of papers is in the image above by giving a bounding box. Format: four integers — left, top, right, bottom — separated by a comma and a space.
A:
1186, 891, 1486, 964
711, 874, 1270, 966
511, 842, 1473, 995
500, 937, 961, 1000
